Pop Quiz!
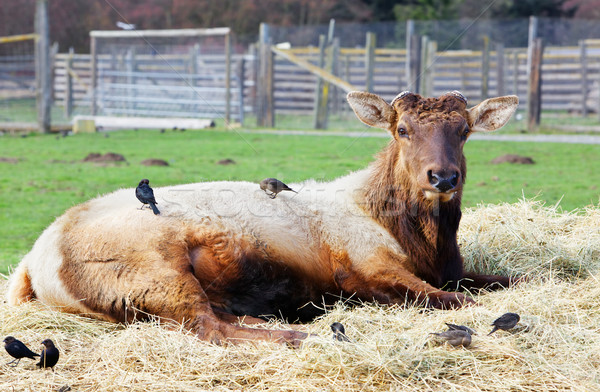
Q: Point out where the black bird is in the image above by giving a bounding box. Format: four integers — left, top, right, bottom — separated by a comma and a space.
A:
488, 312, 520, 335
330, 322, 351, 342
445, 323, 476, 335
136, 179, 160, 215
3, 336, 39, 367
36, 339, 59, 370
430, 330, 472, 348
259, 178, 298, 199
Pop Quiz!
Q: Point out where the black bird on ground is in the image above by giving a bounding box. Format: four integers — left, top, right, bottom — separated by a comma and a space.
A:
330, 322, 351, 342
488, 312, 520, 335
135, 178, 160, 215
430, 330, 472, 348
259, 178, 298, 199
3, 336, 39, 367
36, 339, 59, 370
445, 323, 476, 335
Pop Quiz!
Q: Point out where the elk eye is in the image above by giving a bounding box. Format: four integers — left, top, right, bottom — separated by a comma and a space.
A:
398, 127, 409, 138
461, 126, 470, 139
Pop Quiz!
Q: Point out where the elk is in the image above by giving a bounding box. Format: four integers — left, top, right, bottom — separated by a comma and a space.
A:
7, 91, 519, 346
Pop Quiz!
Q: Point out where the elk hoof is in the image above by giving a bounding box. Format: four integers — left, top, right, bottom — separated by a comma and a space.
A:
437, 292, 477, 309
283, 330, 310, 349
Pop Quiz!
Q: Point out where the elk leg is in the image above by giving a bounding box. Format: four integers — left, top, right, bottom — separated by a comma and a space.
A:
102, 267, 308, 346
458, 272, 513, 292
336, 268, 476, 309
212, 307, 269, 325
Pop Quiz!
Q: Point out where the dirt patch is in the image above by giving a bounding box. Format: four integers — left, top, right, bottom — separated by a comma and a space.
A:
46, 159, 75, 164
0, 157, 19, 164
82, 152, 127, 163
141, 159, 169, 167
217, 158, 236, 165
491, 154, 535, 165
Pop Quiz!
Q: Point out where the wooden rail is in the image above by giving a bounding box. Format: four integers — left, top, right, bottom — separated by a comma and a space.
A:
48, 37, 600, 121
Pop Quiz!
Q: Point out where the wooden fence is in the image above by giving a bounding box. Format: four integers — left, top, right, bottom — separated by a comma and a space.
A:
51, 38, 600, 126
269, 42, 600, 115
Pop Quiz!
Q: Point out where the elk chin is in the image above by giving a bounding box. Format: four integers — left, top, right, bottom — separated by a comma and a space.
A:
423, 190, 455, 202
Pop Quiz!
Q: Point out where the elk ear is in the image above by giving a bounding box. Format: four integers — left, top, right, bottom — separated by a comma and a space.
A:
347, 91, 396, 131
467, 95, 519, 132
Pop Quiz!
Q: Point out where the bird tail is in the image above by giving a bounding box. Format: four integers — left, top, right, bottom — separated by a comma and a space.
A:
149, 202, 161, 215
6, 262, 36, 306
487, 326, 499, 335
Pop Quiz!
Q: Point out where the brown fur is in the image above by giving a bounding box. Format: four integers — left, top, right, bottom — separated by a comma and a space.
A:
359, 92, 512, 297
7, 91, 518, 346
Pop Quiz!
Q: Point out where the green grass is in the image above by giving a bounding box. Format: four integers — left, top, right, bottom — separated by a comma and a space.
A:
0, 128, 598, 274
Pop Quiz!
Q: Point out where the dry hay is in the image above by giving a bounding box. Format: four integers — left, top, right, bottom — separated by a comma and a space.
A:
1, 199, 600, 391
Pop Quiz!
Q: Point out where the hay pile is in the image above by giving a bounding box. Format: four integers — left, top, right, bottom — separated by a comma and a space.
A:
2, 200, 600, 391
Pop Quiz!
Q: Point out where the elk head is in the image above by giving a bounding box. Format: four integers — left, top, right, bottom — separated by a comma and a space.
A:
347, 91, 518, 203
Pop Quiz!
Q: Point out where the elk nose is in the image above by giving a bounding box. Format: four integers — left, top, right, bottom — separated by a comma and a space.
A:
428, 170, 459, 193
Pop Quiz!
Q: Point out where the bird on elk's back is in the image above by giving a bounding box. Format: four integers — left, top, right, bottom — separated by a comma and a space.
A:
36, 339, 59, 370
3, 336, 39, 367
488, 312, 520, 335
259, 178, 297, 199
135, 178, 160, 215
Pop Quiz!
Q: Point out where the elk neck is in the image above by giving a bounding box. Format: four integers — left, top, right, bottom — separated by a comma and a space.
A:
362, 140, 465, 286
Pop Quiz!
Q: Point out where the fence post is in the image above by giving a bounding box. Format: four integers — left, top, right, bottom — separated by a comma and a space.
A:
331, 38, 341, 115
365, 32, 376, 92
313, 20, 335, 129
481, 35, 490, 101
248, 43, 258, 117
512, 50, 519, 96
527, 38, 543, 132
579, 40, 588, 117
496, 43, 505, 96
225, 31, 231, 124
237, 57, 245, 125
405, 19, 414, 91
90, 34, 97, 116
64, 47, 74, 118
313, 35, 327, 129
343, 53, 351, 117
419, 35, 428, 95
257, 23, 274, 127
407, 34, 422, 93
420, 37, 436, 97
35, 0, 51, 133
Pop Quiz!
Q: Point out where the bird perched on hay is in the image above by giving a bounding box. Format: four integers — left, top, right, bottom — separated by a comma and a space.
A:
330, 322, 351, 342
430, 330, 472, 348
136, 178, 160, 215
488, 312, 520, 335
259, 178, 297, 199
3, 336, 39, 367
445, 323, 476, 335
36, 339, 59, 370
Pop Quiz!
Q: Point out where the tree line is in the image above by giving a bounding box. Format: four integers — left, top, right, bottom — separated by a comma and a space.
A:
0, 0, 595, 52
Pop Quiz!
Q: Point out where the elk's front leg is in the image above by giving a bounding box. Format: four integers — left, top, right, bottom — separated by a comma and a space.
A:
457, 271, 516, 292
336, 267, 475, 309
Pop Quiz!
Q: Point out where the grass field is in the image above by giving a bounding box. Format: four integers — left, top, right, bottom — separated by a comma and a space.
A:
0, 127, 598, 274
